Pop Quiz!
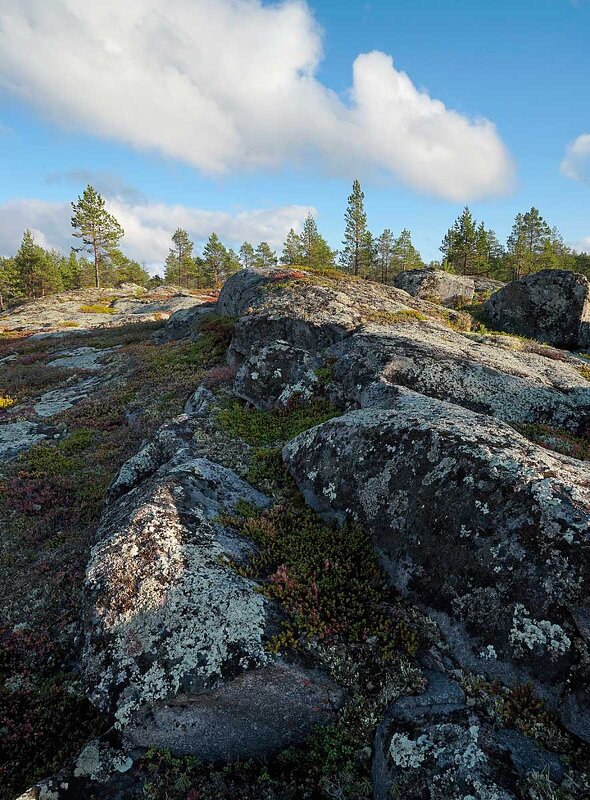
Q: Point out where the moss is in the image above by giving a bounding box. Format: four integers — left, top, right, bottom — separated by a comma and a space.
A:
217, 398, 339, 446
79, 303, 116, 314
576, 364, 590, 382
362, 307, 427, 325
57, 320, 80, 328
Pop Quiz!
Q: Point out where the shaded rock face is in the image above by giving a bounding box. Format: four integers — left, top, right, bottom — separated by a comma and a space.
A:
83, 414, 343, 759
486, 269, 590, 349
326, 323, 590, 433
283, 393, 590, 740
234, 340, 320, 410
394, 268, 475, 307
373, 672, 564, 800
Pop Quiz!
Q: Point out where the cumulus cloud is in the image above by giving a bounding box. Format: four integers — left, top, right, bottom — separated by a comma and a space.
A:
0, 0, 513, 201
0, 196, 312, 269
561, 134, 590, 183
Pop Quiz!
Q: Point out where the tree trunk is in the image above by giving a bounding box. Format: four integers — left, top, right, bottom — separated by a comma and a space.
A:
94, 240, 100, 289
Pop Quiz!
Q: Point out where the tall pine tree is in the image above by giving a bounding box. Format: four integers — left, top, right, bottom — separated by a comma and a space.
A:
340, 179, 367, 276
165, 228, 195, 287
71, 185, 124, 288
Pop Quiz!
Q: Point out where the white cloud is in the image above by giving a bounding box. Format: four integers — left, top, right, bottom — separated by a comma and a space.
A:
0, 196, 312, 269
574, 237, 590, 254
561, 134, 590, 183
0, 0, 513, 201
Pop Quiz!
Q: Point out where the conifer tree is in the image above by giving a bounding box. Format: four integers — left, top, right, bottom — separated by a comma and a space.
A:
14, 230, 62, 298
392, 229, 424, 276
203, 232, 228, 288
440, 207, 481, 275
300, 213, 336, 269
281, 228, 304, 265
0, 256, 20, 311
376, 229, 395, 283
254, 242, 278, 268
239, 242, 256, 268
71, 185, 124, 288
165, 228, 195, 287
340, 179, 368, 276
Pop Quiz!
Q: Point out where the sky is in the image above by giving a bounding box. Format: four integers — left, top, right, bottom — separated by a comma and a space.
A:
0, 0, 589, 271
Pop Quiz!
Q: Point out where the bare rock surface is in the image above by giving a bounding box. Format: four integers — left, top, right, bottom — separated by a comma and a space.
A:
486, 269, 590, 348
0, 419, 60, 459
326, 323, 590, 432
283, 392, 590, 740
393, 268, 475, 306
373, 671, 564, 800
0, 285, 212, 333
81, 413, 344, 770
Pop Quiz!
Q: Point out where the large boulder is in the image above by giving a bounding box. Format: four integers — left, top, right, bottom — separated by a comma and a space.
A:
283, 391, 590, 740
485, 269, 590, 349
82, 415, 344, 762
394, 268, 475, 307
326, 323, 590, 433
217, 267, 471, 367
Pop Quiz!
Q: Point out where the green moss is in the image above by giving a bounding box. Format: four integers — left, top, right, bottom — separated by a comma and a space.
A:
217, 399, 339, 446
362, 307, 427, 325
79, 303, 116, 314
576, 364, 590, 382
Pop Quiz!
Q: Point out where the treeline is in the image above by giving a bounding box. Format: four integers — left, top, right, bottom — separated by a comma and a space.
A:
1, 181, 589, 311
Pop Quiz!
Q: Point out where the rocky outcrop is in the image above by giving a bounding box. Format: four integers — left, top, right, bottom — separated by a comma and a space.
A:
394, 268, 475, 306
82, 414, 343, 765
486, 269, 590, 349
326, 323, 590, 432
218, 267, 471, 367
283, 391, 590, 740
373, 671, 565, 799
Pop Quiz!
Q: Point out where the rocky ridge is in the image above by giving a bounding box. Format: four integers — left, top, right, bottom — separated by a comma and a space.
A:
9, 266, 590, 800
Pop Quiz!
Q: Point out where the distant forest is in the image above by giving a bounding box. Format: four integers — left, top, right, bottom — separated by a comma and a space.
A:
0, 180, 588, 310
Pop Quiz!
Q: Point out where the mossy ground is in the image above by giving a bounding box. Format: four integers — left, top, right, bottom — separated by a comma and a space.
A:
0, 315, 235, 799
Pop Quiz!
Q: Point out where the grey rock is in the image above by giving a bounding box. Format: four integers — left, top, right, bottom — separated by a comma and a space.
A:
83, 415, 343, 764
184, 385, 215, 415
373, 673, 565, 800
234, 340, 320, 409
486, 269, 590, 348
326, 323, 590, 432
0, 420, 59, 460
394, 268, 475, 306
283, 392, 590, 739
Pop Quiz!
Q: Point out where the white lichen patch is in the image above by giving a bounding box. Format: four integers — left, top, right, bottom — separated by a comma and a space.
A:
389, 732, 432, 768
510, 604, 571, 658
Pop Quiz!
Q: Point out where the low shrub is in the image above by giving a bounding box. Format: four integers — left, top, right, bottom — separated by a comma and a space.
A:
217, 398, 339, 446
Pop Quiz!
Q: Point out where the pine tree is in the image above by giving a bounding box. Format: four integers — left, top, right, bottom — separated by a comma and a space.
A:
254, 242, 278, 268
340, 179, 368, 276
203, 233, 228, 288
392, 229, 424, 275
360, 230, 377, 279
440, 207, 480, 275
0, 256, 20, 311
110, 249, 150, 286
506, 208, 558, 279
14, 230, 62, 298
239, 242, 256, 269
71, 185, 124, 288
300, 213, 336, 269
225, 248, 242, 279
281, 228, 304, 265
376, 229, 395, 283
58, 251, 84, 290
164, 228, 195, 287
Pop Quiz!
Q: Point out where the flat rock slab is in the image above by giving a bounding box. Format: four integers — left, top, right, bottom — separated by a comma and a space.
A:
0, 420, 60, 460
46, 346, 117, 371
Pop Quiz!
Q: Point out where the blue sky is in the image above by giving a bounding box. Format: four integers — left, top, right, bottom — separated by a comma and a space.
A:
0, 0, 589, 269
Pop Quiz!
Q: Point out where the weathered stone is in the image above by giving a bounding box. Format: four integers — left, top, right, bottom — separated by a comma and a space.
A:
394, 268, 475, 306
218, 267, 470, 367
373, 671, 565, 800
83, 416, 344, 762
0, 420, 59, 459
234, 340, 320, 409
283, 392, 590, 739
486, 269, 590, 349
326, 323, 590, 432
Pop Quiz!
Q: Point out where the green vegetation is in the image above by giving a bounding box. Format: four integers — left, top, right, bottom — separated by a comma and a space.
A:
362, 307, 427, 325
217, 398, 339, 445
0, 395, 16, 409
71, 184, 125, 289
513, 422, 590, 461
79, 303, 116, 314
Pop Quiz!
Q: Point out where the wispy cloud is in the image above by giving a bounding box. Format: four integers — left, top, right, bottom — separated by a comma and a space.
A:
0, 0, 514, 201
561, 134, 590, 184
46, 170, 147, 204
0, 196, 312, 269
